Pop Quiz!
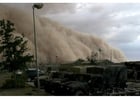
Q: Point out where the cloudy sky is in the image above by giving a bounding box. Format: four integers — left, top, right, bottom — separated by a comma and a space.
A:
39, 3, 139, 61
4, 3, 140, 61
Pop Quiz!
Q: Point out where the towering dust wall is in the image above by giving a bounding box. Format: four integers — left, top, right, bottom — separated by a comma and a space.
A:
0, 5, 126, 64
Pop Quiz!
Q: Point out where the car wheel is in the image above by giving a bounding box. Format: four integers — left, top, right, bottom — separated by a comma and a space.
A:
75, 90, 84, 96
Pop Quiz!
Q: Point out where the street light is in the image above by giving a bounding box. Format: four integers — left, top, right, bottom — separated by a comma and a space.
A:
32, 3, 43, 90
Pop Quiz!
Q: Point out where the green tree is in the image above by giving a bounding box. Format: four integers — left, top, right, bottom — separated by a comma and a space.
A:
0, 19, 33, 72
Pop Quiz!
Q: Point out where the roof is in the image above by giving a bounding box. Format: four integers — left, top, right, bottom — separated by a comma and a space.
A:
73, 65, 106, 69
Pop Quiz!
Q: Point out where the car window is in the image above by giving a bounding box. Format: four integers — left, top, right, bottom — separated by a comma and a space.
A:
51, 72, 59, 78
87, 67, 104, 74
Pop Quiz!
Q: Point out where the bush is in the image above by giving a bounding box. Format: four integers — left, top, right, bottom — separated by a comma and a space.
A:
2, 73, 26, 89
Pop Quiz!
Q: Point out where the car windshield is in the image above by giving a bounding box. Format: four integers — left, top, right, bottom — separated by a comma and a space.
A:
63, 73, 76, 81
63, 73, 91, 82
87, 67, 104, 74
26, 70, 37, 75
74, 74, 91, 82
51, 72, 64, 78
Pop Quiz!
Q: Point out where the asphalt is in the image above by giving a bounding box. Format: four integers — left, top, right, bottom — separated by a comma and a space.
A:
27, 82, 35, 87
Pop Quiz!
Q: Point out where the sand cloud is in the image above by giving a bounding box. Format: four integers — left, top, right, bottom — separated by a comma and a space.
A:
0, 4, 126, 64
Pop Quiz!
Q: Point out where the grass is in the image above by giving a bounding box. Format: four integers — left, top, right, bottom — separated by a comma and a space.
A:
0, 86, 48, 96
0, 71, 50, 96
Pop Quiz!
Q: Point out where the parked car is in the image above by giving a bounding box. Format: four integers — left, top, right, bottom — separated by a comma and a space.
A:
42, 71, 105, 95
43, 65, 127, 96
44, 72, 90, 95
26, 68, 45, 81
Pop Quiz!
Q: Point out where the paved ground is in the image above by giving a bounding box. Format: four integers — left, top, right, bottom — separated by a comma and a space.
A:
27, 82, 34, 87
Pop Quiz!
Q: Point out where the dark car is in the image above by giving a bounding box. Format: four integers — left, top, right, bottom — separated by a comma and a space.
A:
26, 68, 45, 81
43, 65, 127, 96
45, 72, 88, 96
44, 71, 103, 96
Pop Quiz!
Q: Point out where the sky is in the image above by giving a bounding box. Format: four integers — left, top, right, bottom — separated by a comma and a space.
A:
41, 3, 140, 61
2, 3, 140, 61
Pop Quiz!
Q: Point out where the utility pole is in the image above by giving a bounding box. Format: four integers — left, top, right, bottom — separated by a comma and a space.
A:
32, 3, 44, 90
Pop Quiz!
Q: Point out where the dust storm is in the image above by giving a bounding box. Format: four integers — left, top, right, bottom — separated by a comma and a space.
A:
0, 5, 126, 64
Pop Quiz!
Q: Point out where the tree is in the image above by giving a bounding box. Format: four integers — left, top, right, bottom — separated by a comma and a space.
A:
0, 19, 33, 72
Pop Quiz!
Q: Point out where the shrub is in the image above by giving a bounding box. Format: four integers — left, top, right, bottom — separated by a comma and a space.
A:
2, 73, 26, 89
